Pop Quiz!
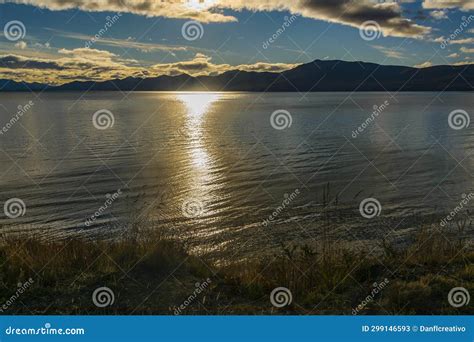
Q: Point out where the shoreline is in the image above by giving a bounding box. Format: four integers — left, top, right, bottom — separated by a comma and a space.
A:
0, 220, 472, 315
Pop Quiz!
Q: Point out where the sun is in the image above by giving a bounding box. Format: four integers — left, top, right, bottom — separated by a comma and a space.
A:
183, 0, 216, 11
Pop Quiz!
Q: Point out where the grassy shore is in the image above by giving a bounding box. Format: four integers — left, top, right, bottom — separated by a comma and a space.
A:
0, 223, 472, 315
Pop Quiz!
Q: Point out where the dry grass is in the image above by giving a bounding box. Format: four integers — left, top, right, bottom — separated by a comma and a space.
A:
0, 222, 472, 315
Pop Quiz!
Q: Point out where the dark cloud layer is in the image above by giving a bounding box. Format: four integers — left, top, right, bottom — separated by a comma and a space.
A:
0, 54, 64, 70
0, 51, 299, 84
1, 0, 432, 38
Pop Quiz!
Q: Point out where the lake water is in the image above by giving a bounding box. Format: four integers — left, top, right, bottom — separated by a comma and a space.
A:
0, 92, 472, 260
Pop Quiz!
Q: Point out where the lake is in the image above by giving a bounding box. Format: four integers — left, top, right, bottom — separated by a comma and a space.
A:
0, 92, 472, 260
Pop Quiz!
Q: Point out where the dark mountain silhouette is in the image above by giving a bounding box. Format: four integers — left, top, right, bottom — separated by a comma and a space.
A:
0, 79, 49, 91
1, 60, 473, 92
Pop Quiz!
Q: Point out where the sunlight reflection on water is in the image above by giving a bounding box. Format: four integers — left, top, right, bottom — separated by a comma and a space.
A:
0, 92, 472, 260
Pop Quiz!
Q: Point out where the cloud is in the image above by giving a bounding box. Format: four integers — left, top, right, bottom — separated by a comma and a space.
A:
449, 38, 474, 44
33, 42, 51, 49
57, 47, 139, 65
372, 45, 406, 59
0, 51, 299, 84
430, 10, 448, 19
150, 53, 299, 76
237, 62, 300, 72
447, 52, 459, 57
414, 61, 433, 68
58, 47, 117, 60
432, 36, 445, 43
452, 60, 473, 65
0, 48, 147, 84
0, 54, 65, 70
422, 0, 473, 10
460, 46, 474, 53
1, 0, 431, 38
45, 28, 188, 53
432, 36, 474, 46
0, 0, 237, 22
14, 41, 27, 49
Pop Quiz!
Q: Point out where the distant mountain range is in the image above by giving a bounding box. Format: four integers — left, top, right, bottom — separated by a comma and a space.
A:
1, 59, 473, 92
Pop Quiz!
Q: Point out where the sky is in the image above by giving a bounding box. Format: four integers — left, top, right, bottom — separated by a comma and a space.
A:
0, 0, 473, 85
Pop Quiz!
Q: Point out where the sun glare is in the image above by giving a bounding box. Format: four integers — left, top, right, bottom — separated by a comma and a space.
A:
177, 92, 221, 172
175, 92, 222, 219
183, 0, 215, 11
176, 92, 221, 118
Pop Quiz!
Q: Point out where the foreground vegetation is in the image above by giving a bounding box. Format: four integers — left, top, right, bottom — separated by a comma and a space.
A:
0, 222, 472, 315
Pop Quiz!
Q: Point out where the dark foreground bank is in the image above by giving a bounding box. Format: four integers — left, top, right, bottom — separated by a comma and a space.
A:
0, 221, 472, 315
